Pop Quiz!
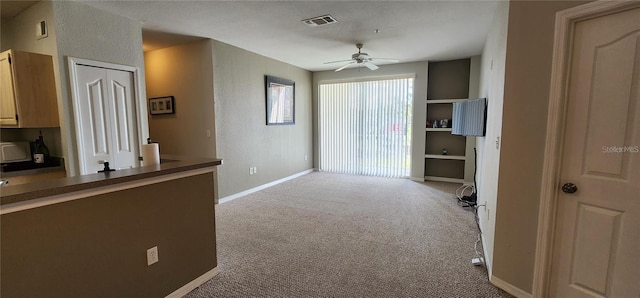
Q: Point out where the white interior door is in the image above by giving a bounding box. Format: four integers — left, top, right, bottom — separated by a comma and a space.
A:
106, 68, 138, 171
74, 64, 139, 174
550, 6, 640, 298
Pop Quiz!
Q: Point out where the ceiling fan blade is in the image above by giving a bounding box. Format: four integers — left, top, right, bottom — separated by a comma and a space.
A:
335, 61, 356, 72
324, 59, 353, 64
364, 61, 379, 71
370, 58, 400, 63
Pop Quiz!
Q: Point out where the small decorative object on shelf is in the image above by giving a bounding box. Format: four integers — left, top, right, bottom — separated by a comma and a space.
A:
433, 120, 439, 128
442, 148, 448, 155
33, 130, 50, 164
440, 119, 449, 128
426, 120, 432, 128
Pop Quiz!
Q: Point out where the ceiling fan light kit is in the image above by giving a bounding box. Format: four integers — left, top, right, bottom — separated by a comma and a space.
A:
325, 43, 399, 72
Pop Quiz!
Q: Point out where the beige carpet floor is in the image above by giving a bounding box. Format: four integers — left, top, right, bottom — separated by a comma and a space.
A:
187, 172, 512, 297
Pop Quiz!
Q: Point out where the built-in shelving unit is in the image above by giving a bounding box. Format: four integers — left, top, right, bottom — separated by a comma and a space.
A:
424, 58, 477, 184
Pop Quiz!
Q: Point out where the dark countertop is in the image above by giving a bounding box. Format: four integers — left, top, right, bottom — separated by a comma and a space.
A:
0, 165, 66, 178
0, 156, 222, 206
0, 162, 65, 179
1, 157, 63, 175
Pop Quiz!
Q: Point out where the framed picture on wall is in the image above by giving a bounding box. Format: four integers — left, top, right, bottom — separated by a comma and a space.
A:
265, 75, 295, 125
149, 96, 175, 115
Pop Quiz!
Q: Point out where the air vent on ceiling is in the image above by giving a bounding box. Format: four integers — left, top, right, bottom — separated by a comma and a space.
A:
302, 15, 337, 27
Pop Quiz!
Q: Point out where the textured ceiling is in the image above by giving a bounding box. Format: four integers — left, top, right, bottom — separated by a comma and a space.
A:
83, 1, 499, 71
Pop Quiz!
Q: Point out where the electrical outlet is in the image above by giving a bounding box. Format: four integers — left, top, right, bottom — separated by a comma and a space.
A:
495, 136, 500, 150
206, 129, 211, 137
249, 167, 253, 175
305, 154, 308, 161
254, 167, 257, 174
147, 246, 158, 266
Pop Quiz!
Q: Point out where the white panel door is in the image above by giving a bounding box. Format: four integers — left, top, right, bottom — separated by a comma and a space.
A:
74, 65, 138, 174
106, 69, 138, 171
75, 65, 112, 174
550, 6, 640, 298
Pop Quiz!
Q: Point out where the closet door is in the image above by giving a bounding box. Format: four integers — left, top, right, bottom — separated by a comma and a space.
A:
74, 65, 138, 175
106, 69, 138, 171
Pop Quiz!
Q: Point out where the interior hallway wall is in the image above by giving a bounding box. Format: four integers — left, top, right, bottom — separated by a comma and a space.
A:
476, 0, 509, 281
145, 40, 215, 158
491, 0, 590, 294
212, 40, 313, 198
52, 0, 149, 176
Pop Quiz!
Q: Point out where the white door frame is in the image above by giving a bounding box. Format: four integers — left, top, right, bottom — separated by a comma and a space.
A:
67, 57, 148, 174
533, 1, 640, 297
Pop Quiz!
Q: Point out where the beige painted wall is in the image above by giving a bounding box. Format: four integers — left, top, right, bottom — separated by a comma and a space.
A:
144, 40, 215, 158
491, 0, 590, 293
51, 1, 149, 176
212, 40, 313, 198
313, 62, 429, 180
476, 0, 509, 278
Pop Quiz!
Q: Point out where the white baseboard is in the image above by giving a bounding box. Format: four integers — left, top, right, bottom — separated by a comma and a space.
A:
410, 177, 425, 182
166, 266, 219, 298
218, 169, 314, 204
490, 275, 532, 298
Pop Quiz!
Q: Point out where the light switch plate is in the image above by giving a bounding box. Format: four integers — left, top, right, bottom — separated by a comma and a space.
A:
147, 246, 158, 266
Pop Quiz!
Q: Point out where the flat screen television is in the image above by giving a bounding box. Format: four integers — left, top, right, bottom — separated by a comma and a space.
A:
452, 98, 487, 136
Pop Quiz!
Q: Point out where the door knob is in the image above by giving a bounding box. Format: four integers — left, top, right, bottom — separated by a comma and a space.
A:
562, 183, 578, 194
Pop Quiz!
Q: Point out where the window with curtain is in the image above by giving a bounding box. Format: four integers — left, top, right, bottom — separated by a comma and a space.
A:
318, 76, 414, 178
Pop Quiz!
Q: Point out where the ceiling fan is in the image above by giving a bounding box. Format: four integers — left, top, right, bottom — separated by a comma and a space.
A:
325, 43, 399, 72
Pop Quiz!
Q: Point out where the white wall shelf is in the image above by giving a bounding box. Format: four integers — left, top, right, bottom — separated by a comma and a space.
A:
426, 128, 452, 132
424, 154, 465, 160
425, 98, 466, 104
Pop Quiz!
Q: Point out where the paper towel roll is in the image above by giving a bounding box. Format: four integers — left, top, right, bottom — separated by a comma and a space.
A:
141, 143, 160, 166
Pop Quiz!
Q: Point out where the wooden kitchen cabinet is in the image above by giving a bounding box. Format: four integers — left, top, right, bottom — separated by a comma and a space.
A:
0, 50, 59, 127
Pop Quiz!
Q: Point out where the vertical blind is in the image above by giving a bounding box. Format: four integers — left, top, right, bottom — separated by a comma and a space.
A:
318, 76, 414, 178
452, 98, 487, 136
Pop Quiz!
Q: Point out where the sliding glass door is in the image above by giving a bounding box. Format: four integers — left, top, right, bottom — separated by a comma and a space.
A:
318, 76, 414, 178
